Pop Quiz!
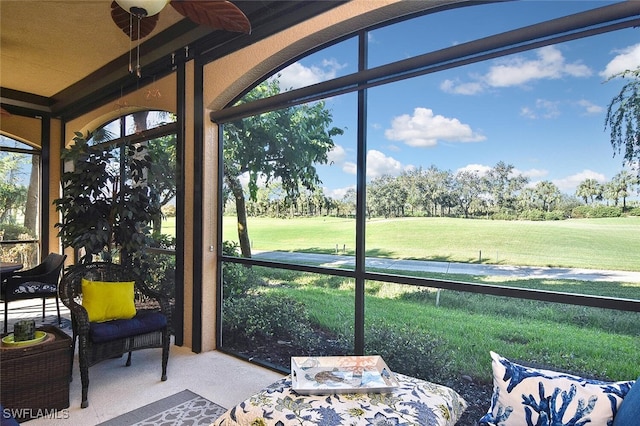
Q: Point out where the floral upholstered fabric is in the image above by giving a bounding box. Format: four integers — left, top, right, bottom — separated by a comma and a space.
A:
212, 373, 467, 426
479, 351, 635, 426
10, 282, 57, 295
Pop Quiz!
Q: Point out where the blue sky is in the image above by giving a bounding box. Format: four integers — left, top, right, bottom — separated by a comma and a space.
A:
271, 1, 640, 201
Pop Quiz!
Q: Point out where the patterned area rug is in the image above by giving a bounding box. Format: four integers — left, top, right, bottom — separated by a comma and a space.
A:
97, 390, 227, 426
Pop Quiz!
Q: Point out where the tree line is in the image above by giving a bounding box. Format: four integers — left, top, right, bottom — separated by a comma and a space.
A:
225, 161, 639, 220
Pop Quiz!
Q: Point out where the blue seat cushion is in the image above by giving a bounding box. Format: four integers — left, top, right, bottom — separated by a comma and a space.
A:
614, 377, 640, 426
89, 311, 167, 343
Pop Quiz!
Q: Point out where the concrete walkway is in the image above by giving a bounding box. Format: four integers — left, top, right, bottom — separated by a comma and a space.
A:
253, 251, 640, 283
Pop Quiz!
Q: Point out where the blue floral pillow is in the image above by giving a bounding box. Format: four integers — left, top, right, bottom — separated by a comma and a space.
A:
479, 352, 635, 426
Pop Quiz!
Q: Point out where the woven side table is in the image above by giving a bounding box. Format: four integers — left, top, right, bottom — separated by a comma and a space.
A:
1, 325, 72, 422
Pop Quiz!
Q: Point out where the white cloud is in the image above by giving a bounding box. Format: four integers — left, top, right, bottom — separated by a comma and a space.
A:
343, 161, 357, 175
576, 99, 603, 115
600, 43, 640, 79
440, 79, 484, 95
442, 45, 591, 94
553, 169, 606, 193
344, 150, 414, 178
486, 46, 591, 87
520, 107, 536, 119
275, 59, 347, 91
520, 99, 561, 119
327, 144, 347, 164
518, 168, 548, 179
385, 107, 486, 147
367, 150, 414, 178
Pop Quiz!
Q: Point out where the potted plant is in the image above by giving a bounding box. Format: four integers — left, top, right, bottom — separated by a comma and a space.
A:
54, 132, 161, 266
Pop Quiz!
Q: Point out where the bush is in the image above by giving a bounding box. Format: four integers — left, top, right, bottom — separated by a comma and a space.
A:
222, 293, 318, 348
571, 205, 591, 218
628, 207, 640, 216
222, 241, 261, 299
0, 224, 34, 240
519, 209, 545, 221
571, 205, 622, 218
544, 210, 566, 220
589, 205, 622, 218
358, 320, 450, 383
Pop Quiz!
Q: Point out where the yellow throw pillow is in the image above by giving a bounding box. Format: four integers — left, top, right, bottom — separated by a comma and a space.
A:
81, 278, 137, 322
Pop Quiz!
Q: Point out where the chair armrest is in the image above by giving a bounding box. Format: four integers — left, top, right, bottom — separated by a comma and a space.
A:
62, 297, 91, 335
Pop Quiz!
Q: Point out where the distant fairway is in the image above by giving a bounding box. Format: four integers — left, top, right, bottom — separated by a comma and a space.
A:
222, 215, 640, 271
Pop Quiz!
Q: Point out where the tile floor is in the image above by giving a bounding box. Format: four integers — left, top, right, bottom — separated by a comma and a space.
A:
1, 299, 283, 425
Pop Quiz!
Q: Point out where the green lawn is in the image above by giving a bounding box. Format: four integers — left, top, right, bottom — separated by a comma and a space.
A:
218, 216, 640, 382
254, 267, 640, 382
222, 215, 640, 271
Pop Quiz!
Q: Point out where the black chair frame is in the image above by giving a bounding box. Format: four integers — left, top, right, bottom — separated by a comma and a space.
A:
1, 253, 67, 333
58, 262, 171, 408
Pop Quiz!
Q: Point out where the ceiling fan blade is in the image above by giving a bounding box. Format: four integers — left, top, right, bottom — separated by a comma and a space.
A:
170, 0, 251, 34
110, 1, 159, 40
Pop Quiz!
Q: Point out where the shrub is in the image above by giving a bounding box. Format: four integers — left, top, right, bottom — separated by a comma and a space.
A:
571, 205, 591, 218
590, 205, 622, 218
222, 241, 261, 299
571, 205, 623, 218
544, 210, 566, 220
357, 320, 451, 383
519, 209, 545, 221
222, 293, 318, 348
0, 224, 34, 240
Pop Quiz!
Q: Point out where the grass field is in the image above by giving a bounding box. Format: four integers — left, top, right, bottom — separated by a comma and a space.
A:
222, 215, 640, 271
219, 215, 640, 382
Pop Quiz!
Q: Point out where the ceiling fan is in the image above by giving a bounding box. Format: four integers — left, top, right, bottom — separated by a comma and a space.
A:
111, 0, 251, 41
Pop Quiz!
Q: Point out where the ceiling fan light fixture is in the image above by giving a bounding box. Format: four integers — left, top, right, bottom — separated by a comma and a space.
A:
115, 0, 169, 17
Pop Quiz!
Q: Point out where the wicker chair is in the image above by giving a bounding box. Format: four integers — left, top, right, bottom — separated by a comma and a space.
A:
58, 262, 171, 408
1, 253, 67, 333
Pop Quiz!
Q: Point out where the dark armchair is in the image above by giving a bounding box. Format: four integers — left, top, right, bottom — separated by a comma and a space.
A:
1, 252, 67, 333
58, 262, 171, 408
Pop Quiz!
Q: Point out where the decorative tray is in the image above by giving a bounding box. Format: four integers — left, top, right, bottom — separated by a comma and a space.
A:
291, 355, 398, 395
1, 331, 48, 347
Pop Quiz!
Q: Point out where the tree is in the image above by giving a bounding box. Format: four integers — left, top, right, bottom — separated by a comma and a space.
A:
605, 67, 640, 177
533, 180, 561, 212
454, 170, 485, 218
485, 161, 528, 214
0, 151, 28, 225
223, 79, 343, 257
575, 178, 602, 204
609, 170, 639, 211
23, 155, 39, 234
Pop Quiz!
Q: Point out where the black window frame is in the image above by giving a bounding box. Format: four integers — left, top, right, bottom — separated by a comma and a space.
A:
213, 1, 640, 356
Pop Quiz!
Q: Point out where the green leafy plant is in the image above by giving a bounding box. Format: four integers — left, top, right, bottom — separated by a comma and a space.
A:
54, 132, 161, 265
